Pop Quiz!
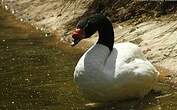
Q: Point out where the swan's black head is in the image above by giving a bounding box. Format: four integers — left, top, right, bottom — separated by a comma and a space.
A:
71, 14, 114, 51
71, 14, 100, 46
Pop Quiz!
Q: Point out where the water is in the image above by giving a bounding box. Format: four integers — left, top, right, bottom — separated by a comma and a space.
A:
0, 7, 177, 110
0, 7, 87, 110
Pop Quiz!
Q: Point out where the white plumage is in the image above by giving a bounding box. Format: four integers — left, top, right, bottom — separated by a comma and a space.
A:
74, 42, 159, 102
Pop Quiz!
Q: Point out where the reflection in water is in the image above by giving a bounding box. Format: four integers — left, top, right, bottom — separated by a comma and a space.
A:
0, 7, 177, 110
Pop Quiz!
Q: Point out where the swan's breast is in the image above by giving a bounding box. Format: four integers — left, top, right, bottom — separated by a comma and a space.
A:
74, 44, 110, 83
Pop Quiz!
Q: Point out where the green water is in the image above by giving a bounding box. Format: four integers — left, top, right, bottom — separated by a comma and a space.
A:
0, 7, 177, 110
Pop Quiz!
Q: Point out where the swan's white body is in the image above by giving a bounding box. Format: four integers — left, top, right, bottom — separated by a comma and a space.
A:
74, 42, 159, 101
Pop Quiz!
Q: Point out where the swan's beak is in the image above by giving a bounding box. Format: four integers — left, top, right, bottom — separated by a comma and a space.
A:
71, 28, 84, 47
71, 37, 81, 47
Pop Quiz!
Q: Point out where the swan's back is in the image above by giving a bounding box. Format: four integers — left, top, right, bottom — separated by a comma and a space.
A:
104, 42, 159, 99
104, 42, 145, 78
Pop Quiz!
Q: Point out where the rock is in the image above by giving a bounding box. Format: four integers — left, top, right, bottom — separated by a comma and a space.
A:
143, 48, 151, 54
130, 38, 143, 44
57, 14, 62, 17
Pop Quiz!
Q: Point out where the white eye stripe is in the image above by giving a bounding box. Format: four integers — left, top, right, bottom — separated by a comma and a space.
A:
83, 19, 90, 30
75, 28, 81, 31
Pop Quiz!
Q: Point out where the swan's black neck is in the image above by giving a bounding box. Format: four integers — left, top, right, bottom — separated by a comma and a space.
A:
77, 14, 114, 51
96, 15, 114, 51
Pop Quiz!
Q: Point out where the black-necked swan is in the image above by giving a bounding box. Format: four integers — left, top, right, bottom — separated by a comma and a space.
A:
71, 14, 159, 102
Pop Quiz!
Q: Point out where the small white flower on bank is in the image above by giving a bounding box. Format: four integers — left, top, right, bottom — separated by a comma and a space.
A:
11, 10, 15, 14
36, 27, 39, 30
5, 5, 8, 10
40, 28, 44, 31
20, 18, 23, 22
45, 33, 51, 37
45, 33, 48, 37
60, 37, 64, 41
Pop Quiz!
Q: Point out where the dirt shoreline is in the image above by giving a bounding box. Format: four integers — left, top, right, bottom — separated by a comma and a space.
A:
1, 0, 177, 76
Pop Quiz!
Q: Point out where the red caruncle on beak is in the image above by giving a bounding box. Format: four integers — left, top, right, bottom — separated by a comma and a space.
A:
71, 28, 84, 46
